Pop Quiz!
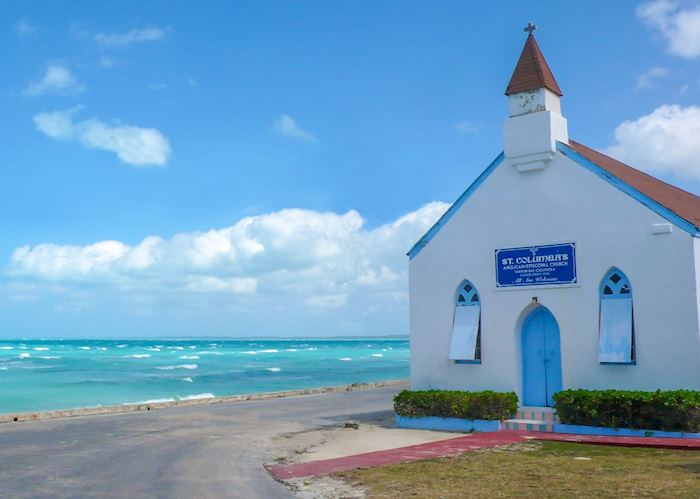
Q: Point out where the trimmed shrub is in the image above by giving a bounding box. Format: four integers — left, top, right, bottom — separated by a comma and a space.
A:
393, 390, 518, 421
553, 389, 700, 433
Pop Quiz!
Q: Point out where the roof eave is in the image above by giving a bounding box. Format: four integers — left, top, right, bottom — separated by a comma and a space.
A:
407, 152, 506, 260
557, 141, 700, 237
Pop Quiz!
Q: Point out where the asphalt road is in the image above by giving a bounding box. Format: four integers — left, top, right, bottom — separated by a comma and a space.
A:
0, 384, 405, 498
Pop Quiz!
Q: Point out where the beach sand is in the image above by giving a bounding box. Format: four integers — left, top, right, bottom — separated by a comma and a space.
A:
273, 413, 464, 498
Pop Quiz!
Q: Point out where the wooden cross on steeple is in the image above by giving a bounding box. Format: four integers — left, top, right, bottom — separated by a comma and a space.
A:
524, 22, 537, 35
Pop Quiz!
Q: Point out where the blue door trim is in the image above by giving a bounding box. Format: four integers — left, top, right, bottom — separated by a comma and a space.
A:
522, 307, 563, 407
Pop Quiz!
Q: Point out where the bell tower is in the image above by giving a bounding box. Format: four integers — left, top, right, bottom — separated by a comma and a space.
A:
504, 24, 568, 172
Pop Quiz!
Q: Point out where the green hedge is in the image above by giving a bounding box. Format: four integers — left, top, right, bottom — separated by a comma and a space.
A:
393, 390, 518, 421
553, 389, 700, 432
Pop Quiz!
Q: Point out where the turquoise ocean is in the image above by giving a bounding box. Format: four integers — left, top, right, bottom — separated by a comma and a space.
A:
0, 338, 409, 414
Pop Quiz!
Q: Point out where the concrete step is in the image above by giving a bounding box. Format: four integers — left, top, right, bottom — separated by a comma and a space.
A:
503, 418, 551, 432
516, 406, 558, 425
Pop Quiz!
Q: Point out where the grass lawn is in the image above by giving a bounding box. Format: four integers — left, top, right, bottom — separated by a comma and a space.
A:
331, 440, 700, 498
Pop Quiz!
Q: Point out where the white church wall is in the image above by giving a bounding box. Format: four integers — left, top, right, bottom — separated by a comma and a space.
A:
409, 149, 700, 399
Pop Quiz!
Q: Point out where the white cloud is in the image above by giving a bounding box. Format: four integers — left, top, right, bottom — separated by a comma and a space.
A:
24, 64, 82, 96
637, 0, 700, 59
606, 104, 700, 179
15, 19, 38, 37
272, 115, 316, 142
9, 203, 449, 309
453, 121, 480, 134
94, 27, 166, 48
306, 294, 349, 308
185, 276, 257, 295
33, 107, 171, 167
635, 67, 671, 91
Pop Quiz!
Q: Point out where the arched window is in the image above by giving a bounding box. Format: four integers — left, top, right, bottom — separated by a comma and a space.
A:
449, 280, 481, 363
599, 268, 635, 364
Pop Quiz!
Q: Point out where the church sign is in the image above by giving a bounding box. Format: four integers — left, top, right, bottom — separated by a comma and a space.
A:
495, 242, 577, 287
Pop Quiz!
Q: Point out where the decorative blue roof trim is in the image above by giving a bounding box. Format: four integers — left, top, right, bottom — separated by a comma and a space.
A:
407, 152, 505, 260
557, 142, 700, 237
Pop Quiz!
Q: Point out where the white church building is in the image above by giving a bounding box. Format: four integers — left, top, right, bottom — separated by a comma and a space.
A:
408, 32, 700, 407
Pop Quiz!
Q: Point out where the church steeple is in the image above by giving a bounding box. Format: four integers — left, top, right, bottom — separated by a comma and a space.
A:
505, 33, 562, 97
503, 26, 568, 172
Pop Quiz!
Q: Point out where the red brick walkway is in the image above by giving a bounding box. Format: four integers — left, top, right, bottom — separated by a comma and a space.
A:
266, 430, 700, 480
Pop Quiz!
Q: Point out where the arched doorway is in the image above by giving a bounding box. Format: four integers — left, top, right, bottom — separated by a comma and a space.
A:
521, 307, 562, 407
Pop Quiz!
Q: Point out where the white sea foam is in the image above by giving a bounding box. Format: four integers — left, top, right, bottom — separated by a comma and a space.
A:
305, 347, 317, 351
181, 377, 193, 383
131, 398, 175, 404
116, 344, 128, 348
0, 367, 7, 370
0, 346, 13, 350
156, 364, 198, 370
286, 349, 298, 352
180, 393, 214, 400
39, 355, 61, 359
19, 353, 30, 358
338, 357, 352, 361
126, 354, 151, 359
188, 346, 196, 349
97, 347, 108, 351
79, 346, 91, 350
146, 347, 161, 352
371, 353, 384, 358
198, 351, 223, 355
265, 367, 281, 372
33, 347, 49, 351
18, 346, 27, 350
243, 350, 257, 355
179, 355, 200, 360
259, 349, 278, 353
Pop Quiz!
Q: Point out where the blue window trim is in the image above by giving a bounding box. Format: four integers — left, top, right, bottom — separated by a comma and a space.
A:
557, 142, 700, 237
449, 280, 482, 363
601, 267, 632, 297
456, 280, 480, 305
407, 152, 505, 260
599, 267, 635, 365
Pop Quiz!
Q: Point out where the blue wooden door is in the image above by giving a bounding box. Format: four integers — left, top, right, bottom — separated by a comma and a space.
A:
522, 308, 562, 407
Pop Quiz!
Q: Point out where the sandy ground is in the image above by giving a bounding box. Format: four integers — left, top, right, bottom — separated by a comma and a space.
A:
272, 414, 467, 498
275, 414, 461, 463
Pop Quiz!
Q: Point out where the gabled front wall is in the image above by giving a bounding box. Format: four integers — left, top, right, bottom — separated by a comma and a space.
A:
410, 150, 700, 397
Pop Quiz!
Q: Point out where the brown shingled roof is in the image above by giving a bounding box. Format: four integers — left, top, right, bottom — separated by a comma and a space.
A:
505, 34, 562, 97
568, 140, 700, 230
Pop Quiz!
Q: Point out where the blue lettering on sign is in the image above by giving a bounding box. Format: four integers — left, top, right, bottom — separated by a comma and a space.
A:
495, 243, 576, 287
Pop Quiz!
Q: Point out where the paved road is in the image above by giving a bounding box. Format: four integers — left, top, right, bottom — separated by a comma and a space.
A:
0, 384, 405, 498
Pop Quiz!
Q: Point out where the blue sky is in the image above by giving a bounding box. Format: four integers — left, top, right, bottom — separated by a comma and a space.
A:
2, 1, 700, 337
